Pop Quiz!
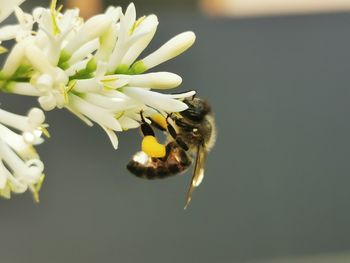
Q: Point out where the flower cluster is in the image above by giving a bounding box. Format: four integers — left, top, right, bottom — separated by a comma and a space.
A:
0, 0, 196, 200
0, 107, 46, 200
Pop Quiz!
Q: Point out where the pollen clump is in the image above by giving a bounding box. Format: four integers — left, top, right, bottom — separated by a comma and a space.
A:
150, 114, 167, 130
142, 136, 166, 158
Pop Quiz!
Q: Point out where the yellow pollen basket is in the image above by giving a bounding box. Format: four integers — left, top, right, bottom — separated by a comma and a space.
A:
150, 114, 168, 130
142, 136, 166, 158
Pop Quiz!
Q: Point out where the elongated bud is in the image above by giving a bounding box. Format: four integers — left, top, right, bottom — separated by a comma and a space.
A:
118, 72, 182, 89
132, 31, 196, 73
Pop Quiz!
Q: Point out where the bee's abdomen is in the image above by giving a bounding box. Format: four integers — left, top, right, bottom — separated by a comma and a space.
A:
127, 142, 192, 179
126, 160, 172, 179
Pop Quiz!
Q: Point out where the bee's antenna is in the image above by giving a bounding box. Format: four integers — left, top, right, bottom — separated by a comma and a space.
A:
139, 110, 146, 123
170, 89, 196, 95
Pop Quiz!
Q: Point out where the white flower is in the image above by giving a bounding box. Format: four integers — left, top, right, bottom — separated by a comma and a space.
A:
0, 1, 198, 201
0, 107, 46, 201
0, 2, 196, 150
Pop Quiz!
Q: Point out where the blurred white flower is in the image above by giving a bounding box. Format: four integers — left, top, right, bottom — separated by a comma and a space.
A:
0, 7, 33, 43
0, 0, 25, 23
0, 0, 27, 53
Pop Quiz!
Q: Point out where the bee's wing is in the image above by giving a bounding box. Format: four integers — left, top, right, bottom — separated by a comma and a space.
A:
184, 143, 206, 209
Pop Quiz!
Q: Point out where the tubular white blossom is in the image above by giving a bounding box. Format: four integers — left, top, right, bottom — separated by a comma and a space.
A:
137, 31, 196, 72
115, 72, 182, 89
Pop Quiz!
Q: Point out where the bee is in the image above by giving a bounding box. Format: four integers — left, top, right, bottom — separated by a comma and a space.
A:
127, 97, 216, 209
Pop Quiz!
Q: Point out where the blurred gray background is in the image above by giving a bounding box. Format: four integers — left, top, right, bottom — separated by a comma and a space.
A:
1, 0, 350, 262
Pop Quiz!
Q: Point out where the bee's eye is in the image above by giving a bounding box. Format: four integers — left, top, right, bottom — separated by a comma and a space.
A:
181, 108, 205, 122
181, 98, 211, 122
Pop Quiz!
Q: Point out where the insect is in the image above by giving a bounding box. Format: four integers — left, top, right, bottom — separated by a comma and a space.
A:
127, 97, 216, 209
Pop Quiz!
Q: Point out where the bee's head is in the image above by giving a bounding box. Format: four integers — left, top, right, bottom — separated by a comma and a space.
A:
180, 97, 211, 123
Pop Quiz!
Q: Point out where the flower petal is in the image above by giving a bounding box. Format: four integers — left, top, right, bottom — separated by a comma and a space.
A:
99, 124, 119, 149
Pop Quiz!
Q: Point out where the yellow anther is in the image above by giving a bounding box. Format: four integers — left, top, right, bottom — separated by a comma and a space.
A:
150, 114, 167, 130
142, 136, 166, 158
39, 126, 51, 138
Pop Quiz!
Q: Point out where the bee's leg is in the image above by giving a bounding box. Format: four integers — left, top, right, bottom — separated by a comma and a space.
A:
166, 115, 189, 151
